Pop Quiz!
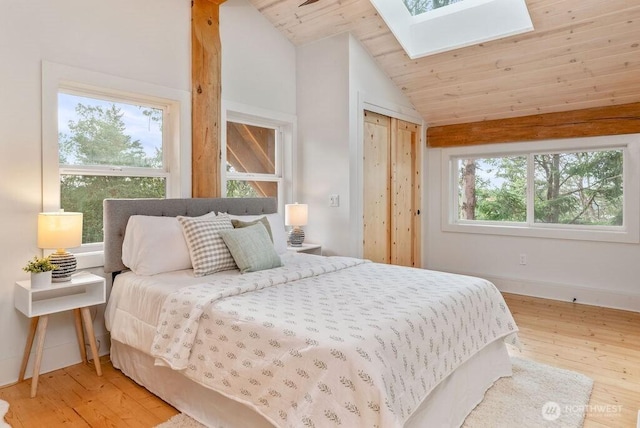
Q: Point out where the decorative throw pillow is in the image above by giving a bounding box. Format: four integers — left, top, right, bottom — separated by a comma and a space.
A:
177, 213, 236, 277
218, 223, 282, 273
225, 213, 288, 254
231, 217, 273, 242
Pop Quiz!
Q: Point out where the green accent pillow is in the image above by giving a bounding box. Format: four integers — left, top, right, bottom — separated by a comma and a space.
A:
231, 217, 273, 242
219, 223, 282, 273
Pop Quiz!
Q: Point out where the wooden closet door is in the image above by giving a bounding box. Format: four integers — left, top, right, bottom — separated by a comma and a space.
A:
363, 111, 391, 264
363, 111, 421, 267
391, 119, 420, 267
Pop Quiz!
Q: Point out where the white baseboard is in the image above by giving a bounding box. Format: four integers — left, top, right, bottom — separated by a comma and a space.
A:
458, 271, 640, 313
0, 332, 110, 387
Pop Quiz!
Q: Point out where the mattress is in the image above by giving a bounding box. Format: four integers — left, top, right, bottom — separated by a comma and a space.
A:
106, 252, 517, 427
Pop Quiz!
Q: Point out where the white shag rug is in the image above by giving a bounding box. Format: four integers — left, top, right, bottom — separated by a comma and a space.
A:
156, 357, 593, 428
0, 399, 11, 428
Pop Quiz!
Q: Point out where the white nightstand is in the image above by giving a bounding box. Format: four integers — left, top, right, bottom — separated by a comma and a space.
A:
14, 271, 106, 397
286, 243, 322, 256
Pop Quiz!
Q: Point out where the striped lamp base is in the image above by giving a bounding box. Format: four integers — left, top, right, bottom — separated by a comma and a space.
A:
49, 251, 77, 282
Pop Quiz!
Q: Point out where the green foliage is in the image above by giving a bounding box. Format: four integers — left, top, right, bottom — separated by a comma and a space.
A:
402, 0, 463, 15
59, 103, 166, 243
460, 150, 623, 226
226, 179, 260, 198
23, 256, 58, 273
475, 156, 527, 222
534, 151, 622, 225
62, 175, 165, 243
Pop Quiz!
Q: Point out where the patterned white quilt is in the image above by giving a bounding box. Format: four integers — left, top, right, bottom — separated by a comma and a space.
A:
151, 256, 519, 428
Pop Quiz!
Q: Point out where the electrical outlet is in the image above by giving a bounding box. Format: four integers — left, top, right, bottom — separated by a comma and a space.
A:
329, 194, 340, 207
519, 253, 527, 265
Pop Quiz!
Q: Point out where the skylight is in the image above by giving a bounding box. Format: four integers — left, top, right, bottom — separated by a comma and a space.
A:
370, 0, 534, 59
402, 0, 466, 16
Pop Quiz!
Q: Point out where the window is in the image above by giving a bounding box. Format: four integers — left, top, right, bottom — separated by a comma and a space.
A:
43, 62, 190, 251
457, 155, 527, 222
369, 0, 533, 58
222, 105, 295, 209
58, 92, 168, 244
225, 121, 279, 201
443, 135, 640, 243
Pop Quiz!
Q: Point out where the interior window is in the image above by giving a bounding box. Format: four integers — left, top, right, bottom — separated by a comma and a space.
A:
225, 120, 281, 203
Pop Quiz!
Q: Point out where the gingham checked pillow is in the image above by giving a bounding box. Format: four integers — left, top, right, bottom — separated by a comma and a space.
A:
177, 213, 237, 276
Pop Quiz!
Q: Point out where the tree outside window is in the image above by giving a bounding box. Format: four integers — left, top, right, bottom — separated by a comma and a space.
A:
457, 149, 623, 227
59, 93, 167, 244
402, 0, 465, 15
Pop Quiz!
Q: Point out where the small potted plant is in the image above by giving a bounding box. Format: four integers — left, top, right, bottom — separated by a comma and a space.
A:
23, 256, 58, 289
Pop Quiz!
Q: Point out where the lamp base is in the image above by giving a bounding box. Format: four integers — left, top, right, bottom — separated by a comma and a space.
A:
49, 251, 77, 282
288, 227, 305, 247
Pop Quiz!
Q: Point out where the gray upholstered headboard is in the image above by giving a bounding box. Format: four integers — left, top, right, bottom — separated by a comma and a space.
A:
103, 197, 278, 274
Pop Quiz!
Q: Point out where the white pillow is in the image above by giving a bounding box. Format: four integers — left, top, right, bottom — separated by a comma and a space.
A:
122, 212, 215, 275
225, 213, 288, 254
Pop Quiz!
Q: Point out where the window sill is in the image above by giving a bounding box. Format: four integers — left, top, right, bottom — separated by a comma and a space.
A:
75, 251, 105, 270
442, 221, 639, 244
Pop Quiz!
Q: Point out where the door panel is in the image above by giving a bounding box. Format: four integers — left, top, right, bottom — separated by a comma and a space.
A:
363, 111, 391, 264
391, 119, 419, 267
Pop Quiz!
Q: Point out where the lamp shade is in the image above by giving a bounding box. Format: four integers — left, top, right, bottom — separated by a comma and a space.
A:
285, 203, 308, 227
37, 212, 83, 250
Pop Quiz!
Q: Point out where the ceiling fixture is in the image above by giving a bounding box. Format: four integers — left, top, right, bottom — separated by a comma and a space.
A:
299, 0, 318, 6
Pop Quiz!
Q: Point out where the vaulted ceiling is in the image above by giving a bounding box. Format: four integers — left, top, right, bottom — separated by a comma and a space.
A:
248, 0, 640, 126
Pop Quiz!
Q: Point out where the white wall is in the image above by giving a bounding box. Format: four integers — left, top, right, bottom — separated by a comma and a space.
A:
221, 0, 297, 208
0, 0, 191, 387
297, 33, 419, 256
297, 33, 351, 256
425, 148, 640, 312
0, 0, 298, 388
221, 0, 296, 116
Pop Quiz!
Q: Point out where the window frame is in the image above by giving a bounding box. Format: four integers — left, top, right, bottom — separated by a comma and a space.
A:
42, 61, 191, 253
369, 0, 533, 59
221, 101, 295, 213
441, 134, 640, 243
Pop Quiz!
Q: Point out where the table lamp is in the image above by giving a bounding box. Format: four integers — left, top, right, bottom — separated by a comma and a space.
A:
37, 211, 83, 282
285, 203, 308, 247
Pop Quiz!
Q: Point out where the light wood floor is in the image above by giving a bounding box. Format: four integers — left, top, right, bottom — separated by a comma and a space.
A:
0, 293, 638, 427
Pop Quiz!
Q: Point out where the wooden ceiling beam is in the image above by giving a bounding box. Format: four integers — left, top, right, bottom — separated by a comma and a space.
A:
427, 102, 640, 147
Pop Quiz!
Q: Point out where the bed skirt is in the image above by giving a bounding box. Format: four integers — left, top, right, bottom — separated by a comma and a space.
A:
110, 339, 511, 427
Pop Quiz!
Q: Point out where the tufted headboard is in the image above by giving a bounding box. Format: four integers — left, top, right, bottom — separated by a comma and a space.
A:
103, 197, 278, 274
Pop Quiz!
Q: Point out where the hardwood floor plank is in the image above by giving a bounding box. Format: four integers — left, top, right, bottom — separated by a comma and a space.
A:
0, 294, 638, 427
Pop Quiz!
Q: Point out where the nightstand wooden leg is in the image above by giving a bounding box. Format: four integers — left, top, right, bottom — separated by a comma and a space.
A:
18, 317, 39, 382
80, 307, 102, 376
30, 315, 49, 398
73, 309, 87, 364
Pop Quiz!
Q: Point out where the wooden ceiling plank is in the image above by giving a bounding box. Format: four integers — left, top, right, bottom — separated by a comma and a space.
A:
405, 42, 640, 102
423, 93, 640, 126
381, 7, 640, 82
419, 72, 640, 120
428, 89, 640, 126
248, 0, 640, 127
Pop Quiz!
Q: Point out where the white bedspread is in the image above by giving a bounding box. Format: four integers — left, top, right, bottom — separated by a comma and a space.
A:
150, 256, 519, 428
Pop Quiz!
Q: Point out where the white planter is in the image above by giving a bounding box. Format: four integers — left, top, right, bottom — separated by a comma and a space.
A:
30, 271, 52, 289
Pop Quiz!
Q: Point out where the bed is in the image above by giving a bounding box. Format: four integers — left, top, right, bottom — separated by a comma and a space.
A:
103, 197, 519, 428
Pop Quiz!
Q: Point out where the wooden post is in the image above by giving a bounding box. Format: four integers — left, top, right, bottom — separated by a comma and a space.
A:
192, 0, 226, 197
